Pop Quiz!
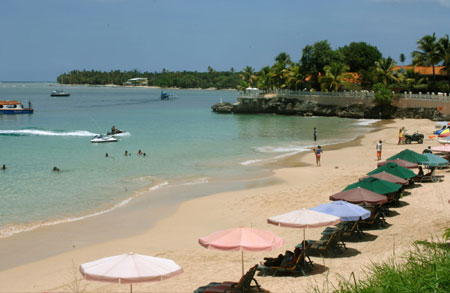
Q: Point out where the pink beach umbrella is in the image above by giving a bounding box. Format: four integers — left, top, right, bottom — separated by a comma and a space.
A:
199, 226, 284, 275
267, 209, 341, 263
79, 252, 183, 293
431, 145, 450, 153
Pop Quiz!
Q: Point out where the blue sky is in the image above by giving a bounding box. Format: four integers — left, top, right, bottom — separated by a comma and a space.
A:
0, 0, 449, 81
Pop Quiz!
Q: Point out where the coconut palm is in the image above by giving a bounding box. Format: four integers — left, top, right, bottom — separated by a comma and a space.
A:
284, 65, 305, 90
256, 66, 272, 91
438, 34, 450, 84
319, 62, 351, 91
240, 66, 257, 88
412, 33, 441, 81
375, 57, 401, 86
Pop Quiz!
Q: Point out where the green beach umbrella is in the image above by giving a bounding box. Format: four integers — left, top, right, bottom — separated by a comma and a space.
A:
367, 162, 416, 180
344, 177, 402, 195
386, 149, 428, 164
422, 153, 449, 167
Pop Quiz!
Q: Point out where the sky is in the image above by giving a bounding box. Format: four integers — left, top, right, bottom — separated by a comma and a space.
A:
0, 0, 449, 81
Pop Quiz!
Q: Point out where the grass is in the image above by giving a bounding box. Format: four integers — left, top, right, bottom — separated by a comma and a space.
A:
310, 234, 450, 293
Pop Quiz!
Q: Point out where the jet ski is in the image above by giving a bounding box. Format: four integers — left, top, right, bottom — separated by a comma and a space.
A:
107, 127, 128, 137
91, 135, 118, 143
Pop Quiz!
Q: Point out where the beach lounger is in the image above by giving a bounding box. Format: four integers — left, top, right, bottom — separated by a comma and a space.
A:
417, 168, 442, 183
257, 245, 311, 277
194, 265, 266, 293
303, 230, 346, 257
360, 208, 386, 229
339, 220, 364, 240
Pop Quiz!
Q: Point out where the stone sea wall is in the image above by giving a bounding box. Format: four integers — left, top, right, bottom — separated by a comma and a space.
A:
211, 94, 450, 120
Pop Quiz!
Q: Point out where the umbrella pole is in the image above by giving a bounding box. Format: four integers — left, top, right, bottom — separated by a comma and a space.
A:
130, 283, 132, 293
241, 250, 244, 276
303, 228, 306, 267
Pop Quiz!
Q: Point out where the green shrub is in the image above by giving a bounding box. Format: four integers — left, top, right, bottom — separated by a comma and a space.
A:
332, 240, 450, 292
373, 83, 393, 106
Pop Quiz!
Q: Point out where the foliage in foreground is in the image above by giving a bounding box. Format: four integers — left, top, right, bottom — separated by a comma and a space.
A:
311, 238, 450, 293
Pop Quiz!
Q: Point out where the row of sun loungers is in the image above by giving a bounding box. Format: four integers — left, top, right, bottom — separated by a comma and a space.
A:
195, 150, 446, 292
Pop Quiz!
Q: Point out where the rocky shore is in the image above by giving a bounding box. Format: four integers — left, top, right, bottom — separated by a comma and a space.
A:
212, 96, 449, 120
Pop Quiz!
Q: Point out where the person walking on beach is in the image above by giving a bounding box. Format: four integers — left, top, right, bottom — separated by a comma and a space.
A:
314, 146, 323, 166
376, 140, 382, 160
313, 128, 317, 141
398, 128, 403, 144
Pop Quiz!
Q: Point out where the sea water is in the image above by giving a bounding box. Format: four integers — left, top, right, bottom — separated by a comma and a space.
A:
0, 82, 377, 237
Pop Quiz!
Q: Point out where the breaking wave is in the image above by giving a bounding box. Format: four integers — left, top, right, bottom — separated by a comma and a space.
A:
0, 129, 98, 137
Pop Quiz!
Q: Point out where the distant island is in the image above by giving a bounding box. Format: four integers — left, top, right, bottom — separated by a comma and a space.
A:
56, 68, 241, 90
58, 33, 449, 95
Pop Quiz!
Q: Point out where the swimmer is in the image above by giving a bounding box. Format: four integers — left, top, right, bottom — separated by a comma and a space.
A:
1, 164, 6, 170
53, 166, 60, 172
138, 149, 142, 155
124, 150, 128, 156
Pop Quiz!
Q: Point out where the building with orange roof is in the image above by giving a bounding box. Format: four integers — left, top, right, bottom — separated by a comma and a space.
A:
393, 66, 447, 78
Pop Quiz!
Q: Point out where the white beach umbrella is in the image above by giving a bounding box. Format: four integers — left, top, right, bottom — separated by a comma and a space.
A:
267, 209, 341, 263
80, 252, 183, 292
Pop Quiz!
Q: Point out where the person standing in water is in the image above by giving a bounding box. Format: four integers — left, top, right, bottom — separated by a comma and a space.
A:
314, 146, 323, 166
376, 140, 382, 160
313, 128, 317, 141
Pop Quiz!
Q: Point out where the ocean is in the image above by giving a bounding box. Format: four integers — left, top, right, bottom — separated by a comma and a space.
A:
0, 82, 377, 238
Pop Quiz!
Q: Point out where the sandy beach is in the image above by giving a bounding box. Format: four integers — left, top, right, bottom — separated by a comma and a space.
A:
0, 118, 449, 293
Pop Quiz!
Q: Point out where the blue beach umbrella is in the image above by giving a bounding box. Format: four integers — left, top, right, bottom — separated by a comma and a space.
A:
422, 153, 449, 167
310, 201, 371, 222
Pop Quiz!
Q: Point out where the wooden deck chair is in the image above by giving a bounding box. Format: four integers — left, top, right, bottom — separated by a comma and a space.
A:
307, 230, 343, 256
342, 220, 364, 239
419, 168, 442, 183
202, 265, 264, 293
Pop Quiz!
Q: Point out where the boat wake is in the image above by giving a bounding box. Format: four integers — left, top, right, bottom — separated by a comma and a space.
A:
0, 129, 97, 137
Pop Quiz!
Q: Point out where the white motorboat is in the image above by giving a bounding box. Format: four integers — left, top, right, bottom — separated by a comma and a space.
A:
91, 135, 117, 143
438, 138, 450, 145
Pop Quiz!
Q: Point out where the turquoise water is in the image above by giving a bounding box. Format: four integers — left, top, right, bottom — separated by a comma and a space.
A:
0, 82, 376, 237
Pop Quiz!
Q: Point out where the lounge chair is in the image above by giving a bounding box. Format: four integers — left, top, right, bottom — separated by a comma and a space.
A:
302, 230, 346, 257
194, 265, 266, 293
339, 220, 364, 240
417, 168, 442, 183
257, 245, 311, 277
360, 208, 386, 229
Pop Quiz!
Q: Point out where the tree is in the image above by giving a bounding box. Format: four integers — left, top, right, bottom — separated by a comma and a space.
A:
375, 57, 401, 86
270, 52, 292, 89
438, 34, 450, 85
239, 66, 257, 88
300, 40, 343, 89
338, 42, 382, 72
400, 53, 406, 65
412, 33, 441, 82
256, 66, 272, 91
319, 62, 351, 91
284, 65, 304, 90
373, 83, 393, 107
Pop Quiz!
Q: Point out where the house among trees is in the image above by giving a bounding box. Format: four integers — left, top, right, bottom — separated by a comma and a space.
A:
393, 66, 447, 81
123, 77, 148, 86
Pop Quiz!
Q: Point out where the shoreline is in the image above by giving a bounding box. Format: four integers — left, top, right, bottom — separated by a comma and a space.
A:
1, 118, 448, 292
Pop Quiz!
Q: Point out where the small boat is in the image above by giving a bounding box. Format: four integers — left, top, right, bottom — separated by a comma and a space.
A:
160, 91, 176, 100
51, 90, 70, 97
107, 128, 128, 136
91, 135, 117, 143
0, 100, 33, 114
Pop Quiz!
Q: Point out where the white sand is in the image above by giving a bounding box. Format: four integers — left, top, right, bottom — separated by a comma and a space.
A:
0, 119, 448, 292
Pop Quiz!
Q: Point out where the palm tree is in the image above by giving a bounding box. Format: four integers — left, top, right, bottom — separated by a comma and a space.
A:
256, 66, 272, 91
284, 65, 304, 90
438, 34, 450, 84
319, 62, 351, 91
412, 33, 441, 82
239, 66, 257, 88
375, 57, 401, 86
270, 53, 292, 89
